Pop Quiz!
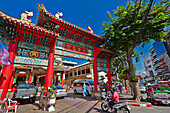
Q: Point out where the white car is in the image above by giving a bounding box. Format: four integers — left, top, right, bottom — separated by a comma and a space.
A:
73, 79, 94, 95
55, 86, 67, 98
139, 85, 146, 93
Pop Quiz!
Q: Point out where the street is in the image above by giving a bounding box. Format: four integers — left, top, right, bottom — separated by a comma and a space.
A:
131, 105, 170, 113
16, 89, 170, 113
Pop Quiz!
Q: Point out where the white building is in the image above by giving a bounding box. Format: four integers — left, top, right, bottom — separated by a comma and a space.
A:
143, 54, 157, 77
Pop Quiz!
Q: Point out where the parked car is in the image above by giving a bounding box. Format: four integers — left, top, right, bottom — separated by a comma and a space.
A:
55, 86, 67, 98
13, 83, 38, 103
139, 85, 146, 93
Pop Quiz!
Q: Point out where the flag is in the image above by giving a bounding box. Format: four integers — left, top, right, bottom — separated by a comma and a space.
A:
0, 47, 11, 66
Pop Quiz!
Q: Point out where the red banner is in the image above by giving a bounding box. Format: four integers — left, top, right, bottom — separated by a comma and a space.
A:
64, 43, 87, 54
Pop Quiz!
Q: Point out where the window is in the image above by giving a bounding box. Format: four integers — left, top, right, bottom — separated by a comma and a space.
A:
74, 83, 83, 87
148, 65, 151, 68
74, 72, 77, 76
86, 69, 90, 73
85, 83, 90, 86
70, 73, 72, 77
65, 73, 68, 78
78, 71, 81, 75
73, 83, 77, 86
153, 55, 157, 59
82, 70, 85, 74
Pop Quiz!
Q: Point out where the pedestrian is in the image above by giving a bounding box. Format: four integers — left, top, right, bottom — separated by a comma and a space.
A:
111, 83, 115, 89
106, 83, 111, 95
118, 83, 122, 94
82, 83, 87, 98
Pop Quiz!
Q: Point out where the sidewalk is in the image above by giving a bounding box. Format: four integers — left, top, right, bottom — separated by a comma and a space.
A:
118, 91, 152, 108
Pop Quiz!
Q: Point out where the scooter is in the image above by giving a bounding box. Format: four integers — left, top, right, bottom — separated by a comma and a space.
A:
101, 97, 131, 113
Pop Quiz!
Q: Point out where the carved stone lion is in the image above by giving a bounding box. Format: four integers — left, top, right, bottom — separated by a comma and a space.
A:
55, 12, 63, 19
20, 11, 33, 24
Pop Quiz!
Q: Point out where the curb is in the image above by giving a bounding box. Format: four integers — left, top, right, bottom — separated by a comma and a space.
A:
131, 103, 152, 107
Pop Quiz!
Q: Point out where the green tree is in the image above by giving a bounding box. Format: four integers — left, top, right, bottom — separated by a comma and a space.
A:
111, 50, 139, 75
102, 0, 169, 101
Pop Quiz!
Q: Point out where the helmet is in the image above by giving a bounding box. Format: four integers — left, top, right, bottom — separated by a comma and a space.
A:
112, 87, 116, 91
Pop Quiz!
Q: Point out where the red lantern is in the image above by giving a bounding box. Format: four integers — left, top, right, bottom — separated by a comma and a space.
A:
18, 71, 26, 75
55, 73, 60, 76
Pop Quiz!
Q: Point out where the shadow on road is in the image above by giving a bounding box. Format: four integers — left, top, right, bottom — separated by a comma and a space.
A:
67, 92, 98, 102
85, 100, 100, 113
93, 108, 110, 113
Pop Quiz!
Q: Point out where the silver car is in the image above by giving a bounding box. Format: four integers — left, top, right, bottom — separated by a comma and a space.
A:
139, 85, 146, 93
55, 86, 67, 98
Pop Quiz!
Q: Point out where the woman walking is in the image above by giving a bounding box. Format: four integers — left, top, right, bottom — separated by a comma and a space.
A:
82, 84, 87, 98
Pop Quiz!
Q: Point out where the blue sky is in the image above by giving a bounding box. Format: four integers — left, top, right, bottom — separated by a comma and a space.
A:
0, 0, 159, 73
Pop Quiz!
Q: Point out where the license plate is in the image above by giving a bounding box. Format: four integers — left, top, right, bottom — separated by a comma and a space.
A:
23, 96, 29, 99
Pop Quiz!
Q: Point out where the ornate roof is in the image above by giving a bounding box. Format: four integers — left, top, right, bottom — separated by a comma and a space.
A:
36, 4, 104, 47
0, 11, 58, 47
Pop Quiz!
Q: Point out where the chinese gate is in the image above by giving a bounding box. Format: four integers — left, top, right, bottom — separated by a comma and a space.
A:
0, 4, 118, 100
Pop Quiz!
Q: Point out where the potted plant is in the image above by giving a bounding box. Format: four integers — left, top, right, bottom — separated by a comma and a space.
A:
47, 84, 57, 105
39, 84, 57, 111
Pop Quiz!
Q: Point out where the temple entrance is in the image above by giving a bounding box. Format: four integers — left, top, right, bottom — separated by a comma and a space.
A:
0, 4, 117, 100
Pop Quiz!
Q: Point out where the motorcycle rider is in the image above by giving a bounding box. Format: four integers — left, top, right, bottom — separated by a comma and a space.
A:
108, 87, 119, 111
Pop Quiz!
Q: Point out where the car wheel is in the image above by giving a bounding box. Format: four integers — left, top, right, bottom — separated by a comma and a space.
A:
101, 97, 104, 100
61, 96, 64, 99
74, 89, 77, 94
30, 96, 36, 103
150, 99, 155, 105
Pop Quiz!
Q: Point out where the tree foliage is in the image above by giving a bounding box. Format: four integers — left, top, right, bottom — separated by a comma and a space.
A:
112, 50, 139, 75
102, 0, 169, 101
102, 0, 170, 52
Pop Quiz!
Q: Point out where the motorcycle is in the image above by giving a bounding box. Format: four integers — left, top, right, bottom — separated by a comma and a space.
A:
101, 97, 131, 113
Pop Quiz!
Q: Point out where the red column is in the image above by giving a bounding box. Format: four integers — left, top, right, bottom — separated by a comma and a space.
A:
45, 38, 56, 90
8, 68, 16, 90
56, 73, 60, 86
61, 72, 64, 87
61, 71, 65, 87
28, 68, 33, 83
106, 57, 112, 85
0, 35, 20, 100
56, 76, 58, 86
93, 44, 98, 91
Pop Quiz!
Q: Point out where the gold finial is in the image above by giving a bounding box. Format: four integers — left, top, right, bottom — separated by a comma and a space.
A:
41, 3, 47, 12
88, 26, 93, 33
37, 4, 41, 11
